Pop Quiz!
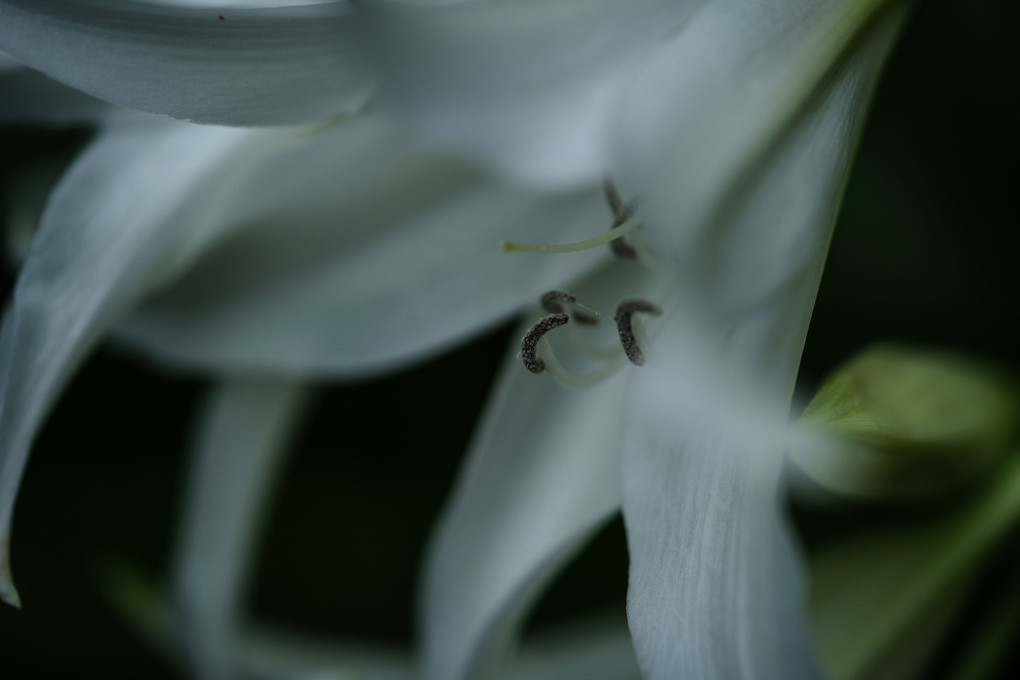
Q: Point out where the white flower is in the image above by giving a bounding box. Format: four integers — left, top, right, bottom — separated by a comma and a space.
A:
358, 0, 913, 678
0, 0, 912, 679
0, 104, 608, 557
0, 23, 606, 623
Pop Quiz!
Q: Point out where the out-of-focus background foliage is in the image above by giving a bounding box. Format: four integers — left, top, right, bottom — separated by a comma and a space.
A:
0, 0, 1017, 677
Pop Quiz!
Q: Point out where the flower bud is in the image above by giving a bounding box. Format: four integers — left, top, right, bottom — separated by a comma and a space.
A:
789, 344, 1020, 501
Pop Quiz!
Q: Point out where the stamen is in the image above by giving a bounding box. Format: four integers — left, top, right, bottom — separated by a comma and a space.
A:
614, 299, 662, 366
520, 313, 569, 374
604, 181, 638, 260
540, 290, 598, 325
500, 217, 638, 254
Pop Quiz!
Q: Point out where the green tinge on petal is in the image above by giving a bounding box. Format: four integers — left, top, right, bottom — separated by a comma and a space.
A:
0, 549, 21, 607
99, 561, 175, 660
613, 0, 913, 317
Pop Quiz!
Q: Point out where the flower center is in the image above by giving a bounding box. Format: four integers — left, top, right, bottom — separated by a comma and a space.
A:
505, 182, 664, 387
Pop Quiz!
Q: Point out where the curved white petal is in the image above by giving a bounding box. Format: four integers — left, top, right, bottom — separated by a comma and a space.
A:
358, 0, 698, 187
111, 118, 609, 377
0, 111, 608, 606
421, 263, 653, 680
610, 8, 911, 668
0, 56, 113, 124
614, 4, 909, 670
422, 362, 625, 680
0, 119, 289, 606
611, 0, 910, 318
620, 295, 825, 680
0, 0, 372, 125
174, 378, 312, 680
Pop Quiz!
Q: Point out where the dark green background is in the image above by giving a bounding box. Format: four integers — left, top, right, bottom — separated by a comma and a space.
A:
1, 0, 1018, 677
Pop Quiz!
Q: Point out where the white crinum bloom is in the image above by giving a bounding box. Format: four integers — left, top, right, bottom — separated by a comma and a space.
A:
0, 104, 610, 567
0, 0, 911, 679
359, 0, 913, 678
0, 83, 613, 675
0, 24, 607, 612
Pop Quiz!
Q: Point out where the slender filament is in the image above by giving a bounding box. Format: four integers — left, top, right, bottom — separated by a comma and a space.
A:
500, 217, 639, 254
538, 338, 626, 389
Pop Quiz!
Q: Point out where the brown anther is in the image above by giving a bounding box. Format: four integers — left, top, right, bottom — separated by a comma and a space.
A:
540, 290, 599, 326
603, 180, 637, 260
614, 299, 662, 366
520, 313, 569, 374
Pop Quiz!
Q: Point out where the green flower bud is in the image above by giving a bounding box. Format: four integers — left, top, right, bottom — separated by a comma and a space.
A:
789, 344, 1020, 501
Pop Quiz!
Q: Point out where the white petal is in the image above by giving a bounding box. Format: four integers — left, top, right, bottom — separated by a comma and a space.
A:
612, 0, 910, 318
0, 111, 607, 607
111, 116, 610, 377
0, 55, 113, 124
422, 364, 625, 680
0, 119, 289, 606
174, 377, 312, 680
615, 3, 909, 673
421, 263, 653, 680
359, 0, 698, 187
620, 304, 825, 680
0, 0, 372, 125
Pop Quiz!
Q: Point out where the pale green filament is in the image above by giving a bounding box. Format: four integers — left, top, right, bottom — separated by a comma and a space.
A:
500, 217, 639, 254
568, 325, 625, 361
538, 338, 626, 389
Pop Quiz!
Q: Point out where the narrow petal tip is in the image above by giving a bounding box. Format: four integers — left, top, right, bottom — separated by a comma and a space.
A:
0, 546, 22, 608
